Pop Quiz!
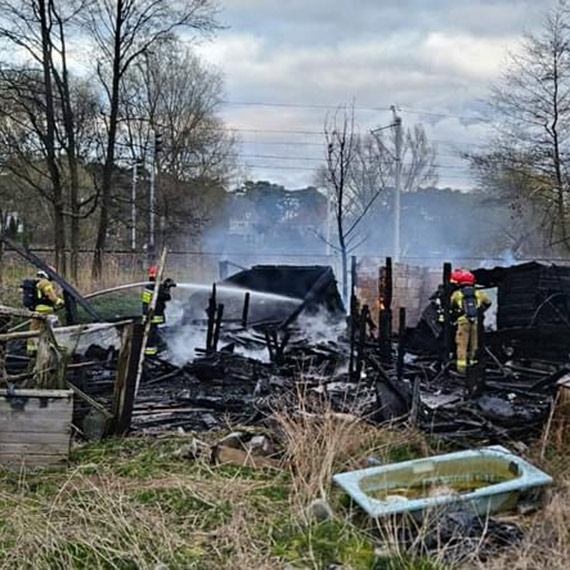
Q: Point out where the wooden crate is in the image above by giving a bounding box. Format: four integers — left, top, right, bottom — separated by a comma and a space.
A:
0, 389, 73, 469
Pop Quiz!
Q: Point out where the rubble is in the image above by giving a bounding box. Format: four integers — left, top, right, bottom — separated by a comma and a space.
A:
1, 260, 567, 452
396, 506, 525, 564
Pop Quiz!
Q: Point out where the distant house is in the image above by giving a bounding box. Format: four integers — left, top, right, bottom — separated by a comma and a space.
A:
219, 181, 328, 253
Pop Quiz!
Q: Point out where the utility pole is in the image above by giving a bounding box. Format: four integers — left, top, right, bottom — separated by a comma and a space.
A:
131, 161, 138, 251
391, 105, 402, 262
149, 131, 156, 254
326, 185, 332, 256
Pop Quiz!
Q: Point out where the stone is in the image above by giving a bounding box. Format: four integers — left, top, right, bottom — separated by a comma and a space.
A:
173, 438, 209, 460
246, 434, 276, 456
307, 499, 334, 522
218, 431, 247, 449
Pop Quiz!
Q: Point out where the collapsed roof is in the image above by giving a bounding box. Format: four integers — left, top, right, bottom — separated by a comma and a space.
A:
182, 265, 345, 327
224, 265, 345, 315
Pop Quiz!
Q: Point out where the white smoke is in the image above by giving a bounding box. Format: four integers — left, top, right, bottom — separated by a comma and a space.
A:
163, 324, 205, 366
296, 307, 346, 345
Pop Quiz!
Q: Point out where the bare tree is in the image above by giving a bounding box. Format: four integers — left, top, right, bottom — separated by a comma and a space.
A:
319, 106, 382, 302
469, 0, 570, 252
118, 38, 236, 248
84, 0, 219, 278
0, 0, 98, 278
352, 123, 437, 219
318, 108, 437, 298
0, 0, 67, 271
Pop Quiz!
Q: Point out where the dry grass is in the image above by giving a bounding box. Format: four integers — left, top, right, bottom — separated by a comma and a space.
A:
478, 481, 570, 570
272, 387, 570, 569
2, 389, 570, 568
0, 438, 292, 569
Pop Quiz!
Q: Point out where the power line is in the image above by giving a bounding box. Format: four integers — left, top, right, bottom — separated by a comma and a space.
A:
222, 100, 492, 123
229, 126, 486, 147
239, 153, 472, 171
239, 163, 473, 180
239, 139, 479, 161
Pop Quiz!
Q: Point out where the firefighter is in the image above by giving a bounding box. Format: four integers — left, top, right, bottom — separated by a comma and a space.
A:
25, 269, 64, 354
450, 269, 491, 373
142, 267, 176, 356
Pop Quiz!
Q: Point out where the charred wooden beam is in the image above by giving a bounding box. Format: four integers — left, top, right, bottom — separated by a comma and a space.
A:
278, 267, 335, 330
355, 304, 369, 381
442, 262, 452, 365
241, 292, 250, 329
351, 255, 357, 300
384, 257, 393, 310
109, 321, 144, 435
264, 330, 275, 362
213, 303, 225, 352
397, 307, 406, 383
205, 283, 217, 352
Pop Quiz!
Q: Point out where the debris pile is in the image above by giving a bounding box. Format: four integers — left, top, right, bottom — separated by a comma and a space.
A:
2, 259, 567, 449
61, 311, 562, 448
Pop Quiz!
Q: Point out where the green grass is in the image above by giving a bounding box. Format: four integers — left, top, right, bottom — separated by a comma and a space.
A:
6, 424, 553, 570
271, 518, 377, 569
77, 290, 142, 323
0, 433, 415, 569
375, 556, 449, 570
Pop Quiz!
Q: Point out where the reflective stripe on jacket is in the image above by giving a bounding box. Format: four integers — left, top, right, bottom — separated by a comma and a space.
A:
142, 282, 170, 319
450, 289, 491, 325
37, 279, 63, 309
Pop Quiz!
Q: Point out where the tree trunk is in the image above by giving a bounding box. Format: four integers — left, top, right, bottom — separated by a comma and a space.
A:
70, 173, 80, 281
38, 0, 65, 273
0, 210, 4, 290
92, 0, 123, 281
52, 0, 80, 281
340, 245, 348, 304
54, 202, 66, 274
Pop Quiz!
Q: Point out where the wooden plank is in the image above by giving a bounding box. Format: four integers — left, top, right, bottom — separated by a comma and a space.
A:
0, 305, 46, 320
0, 442, 69, 455
0, 414, 72, 434
0, 387, 72, 470
0, 454, 68, 469
67, 384, 112, 419
0, 431, 70, 445
135, 247, 168, 396
0, 407, 73, 422
0, 320, 134, 342
0, 398, 73, 414
109, 322, 144, 435
0, 389, 73, 399
213, 445, 282, 471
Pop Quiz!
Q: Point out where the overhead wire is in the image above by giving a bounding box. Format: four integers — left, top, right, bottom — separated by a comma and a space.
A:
238, 163, 472, 180
239, 153, 472, 172
222, 100, 492, 123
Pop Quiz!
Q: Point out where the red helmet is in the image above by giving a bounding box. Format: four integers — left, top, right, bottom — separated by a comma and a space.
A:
450, 269, 476, 286
148, 266, 158, 279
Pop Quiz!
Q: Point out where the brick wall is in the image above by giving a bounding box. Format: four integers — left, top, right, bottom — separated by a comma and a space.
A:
356, 259, 441, 327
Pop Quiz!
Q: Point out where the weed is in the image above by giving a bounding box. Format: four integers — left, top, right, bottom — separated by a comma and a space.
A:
271, 518, 376, 569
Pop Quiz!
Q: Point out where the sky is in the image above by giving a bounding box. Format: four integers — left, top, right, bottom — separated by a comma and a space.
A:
194, 0, 555, 190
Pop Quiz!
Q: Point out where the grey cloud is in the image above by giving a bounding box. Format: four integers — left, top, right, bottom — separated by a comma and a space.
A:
200, 0, 558, 188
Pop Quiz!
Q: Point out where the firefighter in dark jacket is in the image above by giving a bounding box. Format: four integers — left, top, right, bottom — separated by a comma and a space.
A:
450, 269, 491, 373
142, 267, 176, 356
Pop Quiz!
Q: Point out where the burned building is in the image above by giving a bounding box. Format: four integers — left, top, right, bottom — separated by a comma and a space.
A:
474, 262, 570, 361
